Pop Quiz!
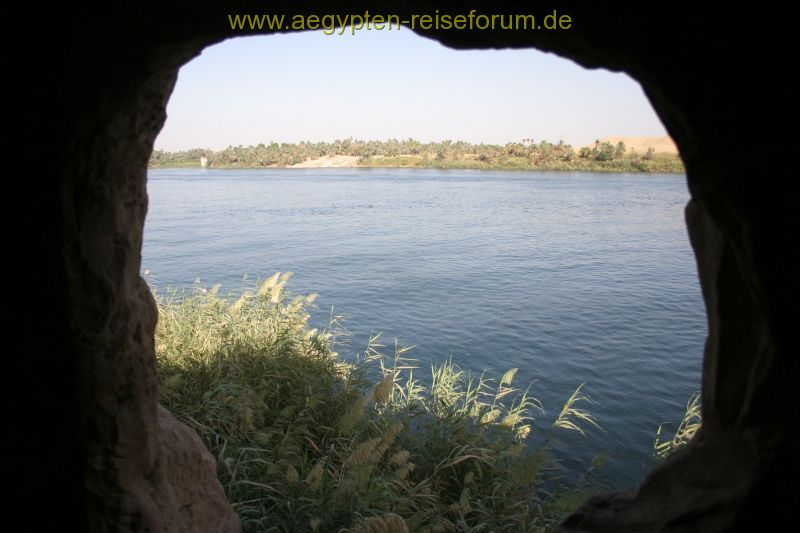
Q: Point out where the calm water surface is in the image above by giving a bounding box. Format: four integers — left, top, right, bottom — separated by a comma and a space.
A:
143, 168, 705, 489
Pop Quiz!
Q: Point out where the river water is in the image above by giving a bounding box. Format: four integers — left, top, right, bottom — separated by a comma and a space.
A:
143, 167, 705, 489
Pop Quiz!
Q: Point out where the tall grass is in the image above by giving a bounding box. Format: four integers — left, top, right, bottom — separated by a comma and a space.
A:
653, 392, 702, 458
155, 275, 602, 532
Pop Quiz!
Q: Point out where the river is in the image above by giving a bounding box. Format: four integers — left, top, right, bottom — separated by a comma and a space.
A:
143, 167, 705, 489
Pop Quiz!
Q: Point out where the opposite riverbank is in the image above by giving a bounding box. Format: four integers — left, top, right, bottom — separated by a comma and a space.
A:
150, 137, 685, 173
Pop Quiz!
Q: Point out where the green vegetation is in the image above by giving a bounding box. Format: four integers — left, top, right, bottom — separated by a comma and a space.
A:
653, 392, 702, 458
149, 138, 685, 173
155, 274, 604, 532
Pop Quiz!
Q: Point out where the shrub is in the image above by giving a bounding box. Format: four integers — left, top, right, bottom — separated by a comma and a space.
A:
155, 275, 602, 532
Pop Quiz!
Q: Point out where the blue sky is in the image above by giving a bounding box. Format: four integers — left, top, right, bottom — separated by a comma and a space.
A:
155, 29, 667, 151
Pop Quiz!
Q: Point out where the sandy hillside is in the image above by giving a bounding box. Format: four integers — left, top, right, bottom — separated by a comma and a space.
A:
290, 155, 360, 168
593, 136, 678, 154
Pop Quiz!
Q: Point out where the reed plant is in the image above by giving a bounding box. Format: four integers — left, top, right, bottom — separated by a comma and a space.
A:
155, 274, 601, 532
653, 392, 702, 458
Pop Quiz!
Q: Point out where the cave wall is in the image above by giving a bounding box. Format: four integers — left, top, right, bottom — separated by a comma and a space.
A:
21, 1, 793, 531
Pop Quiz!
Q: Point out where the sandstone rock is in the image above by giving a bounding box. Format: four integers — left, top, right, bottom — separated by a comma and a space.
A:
158, 406, 240, 533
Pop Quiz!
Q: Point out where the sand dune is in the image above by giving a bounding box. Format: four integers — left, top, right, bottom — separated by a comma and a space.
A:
291, 155, 360, 168
595, 136, 678, 154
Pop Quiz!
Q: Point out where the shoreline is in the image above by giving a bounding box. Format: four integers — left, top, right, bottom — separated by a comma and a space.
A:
149, 136, 684, 173
148, 161, 685, 174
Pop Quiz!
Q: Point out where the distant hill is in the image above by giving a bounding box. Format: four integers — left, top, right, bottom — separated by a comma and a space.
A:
597, 136, 678, 154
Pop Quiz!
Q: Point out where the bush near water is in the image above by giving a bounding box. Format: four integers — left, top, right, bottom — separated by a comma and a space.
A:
155, 273, 606, 532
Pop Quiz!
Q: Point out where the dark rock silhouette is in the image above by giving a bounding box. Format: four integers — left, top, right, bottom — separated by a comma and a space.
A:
20, 1, 793, 531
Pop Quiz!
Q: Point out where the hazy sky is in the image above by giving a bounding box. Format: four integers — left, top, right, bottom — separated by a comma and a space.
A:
155, 29, 667, 151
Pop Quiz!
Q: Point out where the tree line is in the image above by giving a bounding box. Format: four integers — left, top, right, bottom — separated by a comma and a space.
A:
150, 138, 684, 172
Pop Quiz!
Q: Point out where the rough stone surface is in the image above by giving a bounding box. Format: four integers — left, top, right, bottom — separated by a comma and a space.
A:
158, 406, 240, 532
20, 1, 794, 531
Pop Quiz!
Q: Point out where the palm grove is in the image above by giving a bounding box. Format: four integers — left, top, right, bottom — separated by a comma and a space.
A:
150, 138, 683, 172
